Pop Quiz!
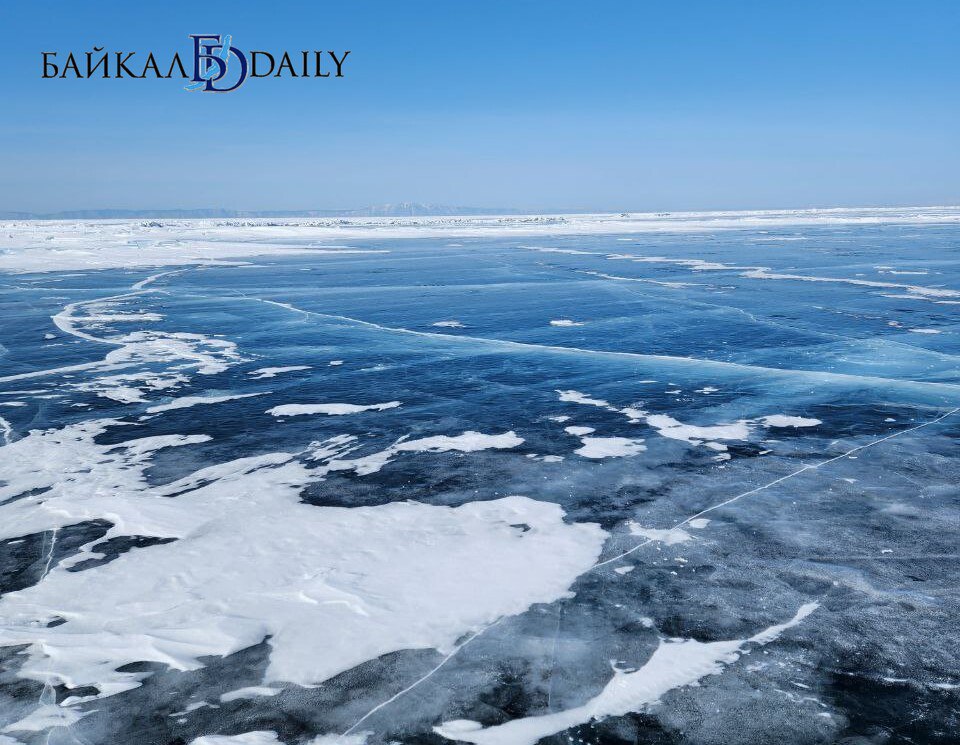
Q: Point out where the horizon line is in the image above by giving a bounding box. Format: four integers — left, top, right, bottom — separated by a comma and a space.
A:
3, 203, 960, 222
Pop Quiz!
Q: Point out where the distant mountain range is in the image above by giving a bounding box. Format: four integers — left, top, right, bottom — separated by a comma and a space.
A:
0, 203, 569, 220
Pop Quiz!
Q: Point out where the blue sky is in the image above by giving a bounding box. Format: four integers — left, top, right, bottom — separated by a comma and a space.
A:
1, 1, 958, 212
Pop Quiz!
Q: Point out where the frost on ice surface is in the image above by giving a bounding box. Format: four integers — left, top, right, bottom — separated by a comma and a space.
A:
1, 211, 959, 744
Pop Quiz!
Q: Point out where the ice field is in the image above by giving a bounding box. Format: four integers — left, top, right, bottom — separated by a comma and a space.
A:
0, 208, 958, 744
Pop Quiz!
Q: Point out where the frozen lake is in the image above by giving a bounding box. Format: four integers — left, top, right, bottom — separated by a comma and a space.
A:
0, 210, 958, 744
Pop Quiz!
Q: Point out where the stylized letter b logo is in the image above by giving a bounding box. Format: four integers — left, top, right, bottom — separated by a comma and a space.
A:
186, 34, 248, 93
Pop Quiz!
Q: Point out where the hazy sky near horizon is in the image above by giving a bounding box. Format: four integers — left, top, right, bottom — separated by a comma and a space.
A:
1, 1, 958, 213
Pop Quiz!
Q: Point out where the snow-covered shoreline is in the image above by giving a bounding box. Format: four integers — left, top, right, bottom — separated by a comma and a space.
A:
2, 205, 959, 273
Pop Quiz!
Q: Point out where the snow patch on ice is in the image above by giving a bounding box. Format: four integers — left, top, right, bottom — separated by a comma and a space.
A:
760, 415, 822, 428
2, 704, 88, 733
306, 734, 371, 745
327, 431, 524, 476
248, 366, 311, 379
629, 523, 693, 545
0, 421, 585, 702
434, 603, 819, 745
219, 686, 283, 703
147, 393, 264, 414
267, 401, 401, 417
644, 414, 750, 446
556, 390, 821, 455
574, 437, 646, 459
191, 732, 283, 745
556, 390, 610, 408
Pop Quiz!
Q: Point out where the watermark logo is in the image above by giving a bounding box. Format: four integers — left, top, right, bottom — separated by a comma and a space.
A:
185, 34, 247, 93
41, 36, 350, 94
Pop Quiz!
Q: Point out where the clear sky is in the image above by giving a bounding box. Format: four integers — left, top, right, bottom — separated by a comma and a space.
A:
1, 1, 958, 213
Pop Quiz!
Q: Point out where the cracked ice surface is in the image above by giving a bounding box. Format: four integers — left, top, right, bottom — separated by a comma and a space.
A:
0, 211, 959, 744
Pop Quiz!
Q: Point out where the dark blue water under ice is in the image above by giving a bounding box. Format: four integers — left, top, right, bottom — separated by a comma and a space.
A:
0, 223, 958, 744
